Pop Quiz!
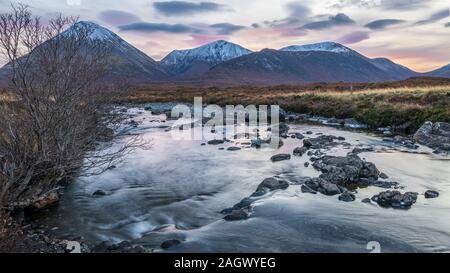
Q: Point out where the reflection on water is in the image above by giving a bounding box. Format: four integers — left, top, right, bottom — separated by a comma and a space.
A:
40, 107, 450, 253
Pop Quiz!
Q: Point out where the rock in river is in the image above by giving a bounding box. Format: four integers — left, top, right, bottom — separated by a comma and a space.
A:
371, 191, 418, 209
301, 184, 317, 194
313, 154, 380, 187
304, 177, 343, 196
414, 121, 450, 152
208, 139, 225, 145
338, 192, 356, 202
224, 209, 249, 221
424, 190, 439, 199
161, 239, 181, 249
92, 241, 147, 253
256, 177, 289, 193
270, 154, 291, 162
293, 147, 308, 156
303, 135, 341, 149
93, 190, 107, 196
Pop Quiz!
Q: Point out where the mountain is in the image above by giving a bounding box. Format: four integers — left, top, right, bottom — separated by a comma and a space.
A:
370, 58, 418, 79
1, 22, 443, 87
280, 41, 354, 54
199, 47, 407, 85
160, 40, 252, 77
0, 21, 168, 84
282, 42, 418, 79
426, 64, 450, 78
71, 21, 168, 82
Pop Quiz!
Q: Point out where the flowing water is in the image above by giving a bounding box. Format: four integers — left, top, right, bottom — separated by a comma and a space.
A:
38, 106, 450, 253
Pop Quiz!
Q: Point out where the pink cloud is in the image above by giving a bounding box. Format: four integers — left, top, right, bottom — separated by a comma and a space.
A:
188, 34, 228, 46
337, 32, 370, 44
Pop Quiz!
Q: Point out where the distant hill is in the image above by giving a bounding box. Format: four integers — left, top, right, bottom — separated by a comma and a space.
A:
426, 64, 450, 78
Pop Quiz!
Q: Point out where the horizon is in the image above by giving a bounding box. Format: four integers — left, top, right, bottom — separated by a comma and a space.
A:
4, 0, 449, 72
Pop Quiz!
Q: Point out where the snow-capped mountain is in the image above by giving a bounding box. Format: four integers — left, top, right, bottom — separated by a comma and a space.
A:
66, 21, 167, 81
1, 21, 445, 87
203, 48, 401, 85
280, 42, 417, 80
161, 40, 252, 77
62, 21, 119, 41
280, 42, 353, 54
8, 21, 164, 82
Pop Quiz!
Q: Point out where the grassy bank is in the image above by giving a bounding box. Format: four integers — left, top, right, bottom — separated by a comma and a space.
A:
122, 84, 450, 133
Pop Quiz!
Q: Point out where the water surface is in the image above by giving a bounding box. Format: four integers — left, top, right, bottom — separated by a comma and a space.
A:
40, 107, 450, 253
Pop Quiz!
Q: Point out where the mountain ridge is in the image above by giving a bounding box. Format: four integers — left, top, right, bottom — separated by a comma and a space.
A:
160, 40, 252, 77
1, 21, 448, 87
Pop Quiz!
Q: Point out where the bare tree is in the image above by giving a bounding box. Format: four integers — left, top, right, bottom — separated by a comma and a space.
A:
0, 4, 144, 209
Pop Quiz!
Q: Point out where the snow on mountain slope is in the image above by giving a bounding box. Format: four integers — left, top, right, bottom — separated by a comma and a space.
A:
161, 40, 252, 76
62, 21, 168, 81
280, 42, 353, 54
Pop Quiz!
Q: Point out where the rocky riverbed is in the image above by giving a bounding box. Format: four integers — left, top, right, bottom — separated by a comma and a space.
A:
29, 104, 450, 253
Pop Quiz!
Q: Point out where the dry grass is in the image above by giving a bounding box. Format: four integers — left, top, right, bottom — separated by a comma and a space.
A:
121, 84, 450, 133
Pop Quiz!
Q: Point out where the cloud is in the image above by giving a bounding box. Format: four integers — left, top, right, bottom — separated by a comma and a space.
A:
416, 9, 449, 25
264, 17, 301, 28
365, 19, 405, 29
381, 0, 428, 10
302, 13, 355, 30
118, 22, 201, 33
337, 31, 370, 44
209, 23, 245, 35
251, 23, 261, 29
285, 2, 312, 18
153, 1, 227, 16
98, 10, 140, 26
328, 0, 427, 10
189, 33, 227, 45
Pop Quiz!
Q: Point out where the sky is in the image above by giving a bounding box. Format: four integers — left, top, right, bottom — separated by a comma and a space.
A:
2, 0, 449, 72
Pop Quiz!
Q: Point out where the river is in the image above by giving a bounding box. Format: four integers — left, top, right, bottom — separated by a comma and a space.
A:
37, 105, 450, 253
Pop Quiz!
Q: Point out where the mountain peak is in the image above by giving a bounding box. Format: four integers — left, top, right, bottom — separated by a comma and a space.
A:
280, 41, 353, 54
64, 21, 117, 41
161, 40, 252, 70
73, 21, 102, 28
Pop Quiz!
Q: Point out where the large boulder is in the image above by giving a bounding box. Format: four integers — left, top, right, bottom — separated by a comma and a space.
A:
302, 135, 342, 149
256, 177, 289, 192
313, 154, 380, 187
371, 191, 418, 209
414, 121, 450, 151
304, 177, 343, 196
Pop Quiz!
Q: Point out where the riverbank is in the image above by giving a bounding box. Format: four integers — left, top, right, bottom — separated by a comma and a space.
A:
122, 84, 450, 134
